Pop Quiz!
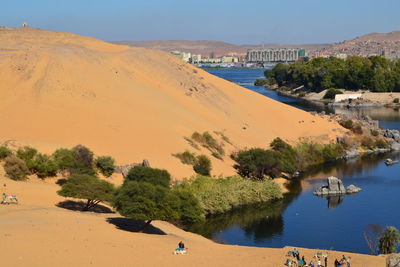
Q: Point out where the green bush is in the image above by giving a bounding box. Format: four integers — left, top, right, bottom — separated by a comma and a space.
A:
173, 150, 197, 165
174, 175, 282, 215
0, 146, 12, 159
394, 98, 399, 104
339, 119, 354, 129
125, 166, 171, 187
113, 181, 180, 226
3, 156, 29, 181
323, 88, 343, 100
378, 226, 400, 254
171, 188, 205, 224
233, 148, 281, 179
298, 92, 306, 97
193, 155, 212, 176
254, 79, 268, 86
16, 146, 38, 170
30, 153, 58, 178
58, 174, 115, 211
71, 145, 96, 175
95, 156, 115, 177
53, 148, 76, 171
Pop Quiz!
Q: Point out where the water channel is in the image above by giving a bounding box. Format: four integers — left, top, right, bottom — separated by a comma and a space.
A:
188, 68, 400, 254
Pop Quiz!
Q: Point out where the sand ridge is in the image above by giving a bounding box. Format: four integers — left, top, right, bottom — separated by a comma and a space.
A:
0, 27, 345, 179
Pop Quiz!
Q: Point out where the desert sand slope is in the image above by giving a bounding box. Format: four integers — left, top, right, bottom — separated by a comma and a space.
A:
0, 27, 344, 178
0, 176, 385, 267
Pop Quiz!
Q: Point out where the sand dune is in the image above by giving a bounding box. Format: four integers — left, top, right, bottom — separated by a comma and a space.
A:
0, 27, 344, 178
0, 175, 385, 267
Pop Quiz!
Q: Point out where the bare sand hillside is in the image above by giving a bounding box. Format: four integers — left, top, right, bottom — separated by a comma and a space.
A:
0, 175, 386, 267
0, 27, 344, 178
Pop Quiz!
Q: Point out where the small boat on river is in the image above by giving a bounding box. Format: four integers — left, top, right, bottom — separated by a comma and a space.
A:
384, 158, 399, 166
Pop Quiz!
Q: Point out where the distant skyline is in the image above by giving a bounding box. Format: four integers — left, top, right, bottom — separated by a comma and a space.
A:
1, 0, 399, 45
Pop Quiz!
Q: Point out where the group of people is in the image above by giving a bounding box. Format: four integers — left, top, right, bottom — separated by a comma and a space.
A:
334, 255, 351, 267
285, 249, 351, 267
285, 248, 308, 267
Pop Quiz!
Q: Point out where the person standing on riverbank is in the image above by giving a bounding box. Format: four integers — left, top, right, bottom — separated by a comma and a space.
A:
325, 256, 328, 267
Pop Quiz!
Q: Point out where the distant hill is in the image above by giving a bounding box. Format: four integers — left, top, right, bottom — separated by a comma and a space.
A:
113, 40, 330, 57
316, 31, 400, 57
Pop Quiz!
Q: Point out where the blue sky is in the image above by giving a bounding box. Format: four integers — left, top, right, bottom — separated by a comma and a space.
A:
2, 0, 399, 44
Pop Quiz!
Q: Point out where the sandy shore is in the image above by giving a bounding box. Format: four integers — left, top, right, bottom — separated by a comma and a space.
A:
0, 175, 386, 267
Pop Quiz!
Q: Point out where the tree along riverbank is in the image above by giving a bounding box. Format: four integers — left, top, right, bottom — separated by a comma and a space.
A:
255, 55, 400, 108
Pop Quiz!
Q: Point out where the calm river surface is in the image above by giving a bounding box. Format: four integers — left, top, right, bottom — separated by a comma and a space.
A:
189, 68, 400, 254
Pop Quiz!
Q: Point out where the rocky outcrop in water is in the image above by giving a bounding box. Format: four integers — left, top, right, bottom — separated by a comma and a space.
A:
314, 176, 362, 195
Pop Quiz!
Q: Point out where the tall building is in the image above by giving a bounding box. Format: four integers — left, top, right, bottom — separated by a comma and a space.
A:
247, 48, 305, 63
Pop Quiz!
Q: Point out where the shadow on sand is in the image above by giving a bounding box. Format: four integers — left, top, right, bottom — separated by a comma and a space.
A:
56, 200, 115, 213
106, 217, 166, 235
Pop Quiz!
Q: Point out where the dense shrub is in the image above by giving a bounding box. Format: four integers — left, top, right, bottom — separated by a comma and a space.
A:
233, 138, 345, 178
254, 79, 268, 86
125, 166, 171, 187
339, 119, 354, 129
71, 145, 96, 175
378, 226, 400, 254
53, 148, 76, 171
113, 181, 180, 226
30, 153, 58, 178
170, 188, 205, 224
0, 146, 12, 159
16, 146, 38, 170
175, 175, 282, 215
298, 92, 306, 97
193, 155, 212, 176
3, 156, 29, 180
173, 150, 197, 165
58, 174, 115, 211
394, 98, 399, 104
233, 148, 281, 179
95, 156, 115, 177
323, 88, 343, 100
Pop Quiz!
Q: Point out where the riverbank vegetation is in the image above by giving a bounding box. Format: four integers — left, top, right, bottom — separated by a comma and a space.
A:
265, 56, 400, 92
232, 137, 345, 179
173, 175, 282, 215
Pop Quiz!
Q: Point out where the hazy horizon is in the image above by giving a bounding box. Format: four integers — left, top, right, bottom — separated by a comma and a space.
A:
2, 0, 399, 45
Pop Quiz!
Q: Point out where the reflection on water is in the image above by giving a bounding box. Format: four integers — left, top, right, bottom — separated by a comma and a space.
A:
200, 68, 400, 253
189, 146, 400, 253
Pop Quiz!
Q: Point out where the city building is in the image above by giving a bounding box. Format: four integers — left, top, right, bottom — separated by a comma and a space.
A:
170, 51, 191, 62
247, 48, 305, 63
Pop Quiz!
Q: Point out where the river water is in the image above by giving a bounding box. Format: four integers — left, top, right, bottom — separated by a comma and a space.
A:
188, 68, 400, 254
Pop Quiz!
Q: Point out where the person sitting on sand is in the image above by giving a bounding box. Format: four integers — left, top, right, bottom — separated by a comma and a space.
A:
178, 241, 185, 250
309, 260, 314, 267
